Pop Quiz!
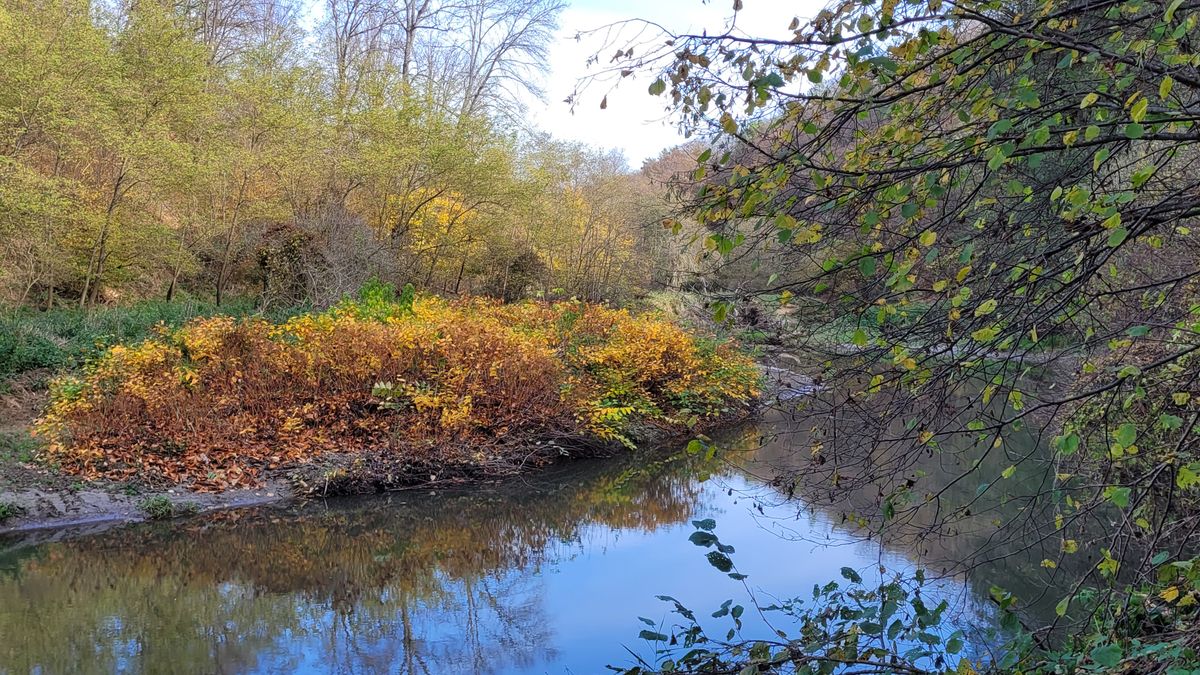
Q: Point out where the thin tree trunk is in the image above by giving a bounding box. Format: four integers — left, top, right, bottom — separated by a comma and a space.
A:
215, 174, 250, 306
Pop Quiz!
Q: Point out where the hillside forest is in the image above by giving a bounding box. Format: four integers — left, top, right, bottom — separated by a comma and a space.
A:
0, 0, 681, 310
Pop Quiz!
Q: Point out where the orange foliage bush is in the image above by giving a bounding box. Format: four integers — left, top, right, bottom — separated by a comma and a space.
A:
36, 296, 760, 490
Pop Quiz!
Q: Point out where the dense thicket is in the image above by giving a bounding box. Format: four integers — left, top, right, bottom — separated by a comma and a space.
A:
0, 0, 675, 307
35, 287, 760, 490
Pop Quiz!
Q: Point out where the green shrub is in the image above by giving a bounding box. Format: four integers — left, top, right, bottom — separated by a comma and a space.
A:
137, 495, 200, 520
137, 496, 175, 520
0, 501, 24, 523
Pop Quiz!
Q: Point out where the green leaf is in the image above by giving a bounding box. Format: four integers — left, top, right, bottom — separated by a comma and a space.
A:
648, 79, 666, 96
1124, 123, 1144, 139
1090, 644, 1122, 668
971, 326, 998, 342
1177, 464, 1199, 490
692, 518, 716, 531
712, 301, 730, 323
1055, 433, 1080, 455
1131, 164, 1157, 189
1159, 413, 1183, 430
840, 566, 862, 583
1107, 226, 1128, 247
1165, 0, 1183, 21
689, 531, 719, 547
1104, 486, 1131, 508
859, 256, 876, 277
1055, 597, 1070, 617
638, 630, 669, 642
1080, 92, 1099, 108
987, 118, 1013, 139
851, 327, 869, 347
1115, 422, 1137, 447
974, 298, 998, 317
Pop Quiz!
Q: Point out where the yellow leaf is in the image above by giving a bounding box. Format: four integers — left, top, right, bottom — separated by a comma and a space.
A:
1160, 76, 1175, 100
1161, 586, 1181, 603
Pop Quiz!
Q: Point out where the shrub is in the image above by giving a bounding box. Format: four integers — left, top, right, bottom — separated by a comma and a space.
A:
137, 496, 175, 520
36, 296, 761, 490
0, 501, 25, 523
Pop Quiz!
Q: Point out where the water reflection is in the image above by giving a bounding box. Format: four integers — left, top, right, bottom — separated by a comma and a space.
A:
720, 400, 1086, 627
0, 430, 1001, 674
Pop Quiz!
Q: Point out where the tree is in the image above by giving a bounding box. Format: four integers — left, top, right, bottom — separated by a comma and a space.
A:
594, 0, 1200, 669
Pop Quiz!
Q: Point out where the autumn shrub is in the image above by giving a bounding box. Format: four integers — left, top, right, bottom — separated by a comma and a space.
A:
36, 295, 760, 490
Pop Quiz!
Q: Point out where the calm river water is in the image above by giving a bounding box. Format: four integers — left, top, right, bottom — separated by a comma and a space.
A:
0, 410, 1044, 674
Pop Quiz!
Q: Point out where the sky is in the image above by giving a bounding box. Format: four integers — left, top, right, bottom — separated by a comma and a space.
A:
526, 0, 824, 166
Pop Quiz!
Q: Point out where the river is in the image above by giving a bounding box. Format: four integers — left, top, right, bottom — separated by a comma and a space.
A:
0, 404, 1060, 674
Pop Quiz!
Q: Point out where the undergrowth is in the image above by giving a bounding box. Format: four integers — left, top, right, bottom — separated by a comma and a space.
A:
0, 501, 24, 523
137, 496, 199, 520
36, 285, 761, 491
0, 297, 304, 382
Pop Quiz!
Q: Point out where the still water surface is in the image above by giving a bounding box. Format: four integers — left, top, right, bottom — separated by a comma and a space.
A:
0, 420, 1011, 674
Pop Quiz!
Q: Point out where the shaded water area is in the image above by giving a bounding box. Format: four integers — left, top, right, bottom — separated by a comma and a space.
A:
0, 408, 1064, 674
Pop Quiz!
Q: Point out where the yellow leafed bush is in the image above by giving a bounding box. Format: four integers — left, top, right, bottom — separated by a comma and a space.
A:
37, 292, 760, 490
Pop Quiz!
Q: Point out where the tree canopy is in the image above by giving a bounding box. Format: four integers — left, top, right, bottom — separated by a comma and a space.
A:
589, 0, 1200, 670
0, 0, 677, 307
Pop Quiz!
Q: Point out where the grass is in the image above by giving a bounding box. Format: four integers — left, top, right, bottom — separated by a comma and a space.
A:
0, 431, 39, 464
0, 296, 307, 382
137, 496, 199, 520
0, 501, 24, 523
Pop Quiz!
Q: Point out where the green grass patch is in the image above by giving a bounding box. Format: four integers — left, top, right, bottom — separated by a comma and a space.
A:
0, 501, 25, 523
0, 297, 307, 381
0, 431, 40, 463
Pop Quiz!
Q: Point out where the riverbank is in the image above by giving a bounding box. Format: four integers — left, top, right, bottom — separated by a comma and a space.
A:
3, 289, 762, 532
0, 369, 289, 533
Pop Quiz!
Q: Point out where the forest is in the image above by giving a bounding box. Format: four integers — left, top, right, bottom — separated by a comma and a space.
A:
3, 0, 1200, 673
0, 0, 676, 309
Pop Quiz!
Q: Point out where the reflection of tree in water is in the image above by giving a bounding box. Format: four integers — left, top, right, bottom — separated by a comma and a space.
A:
717, 397, 1088, 626
0, 450, 712, 674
